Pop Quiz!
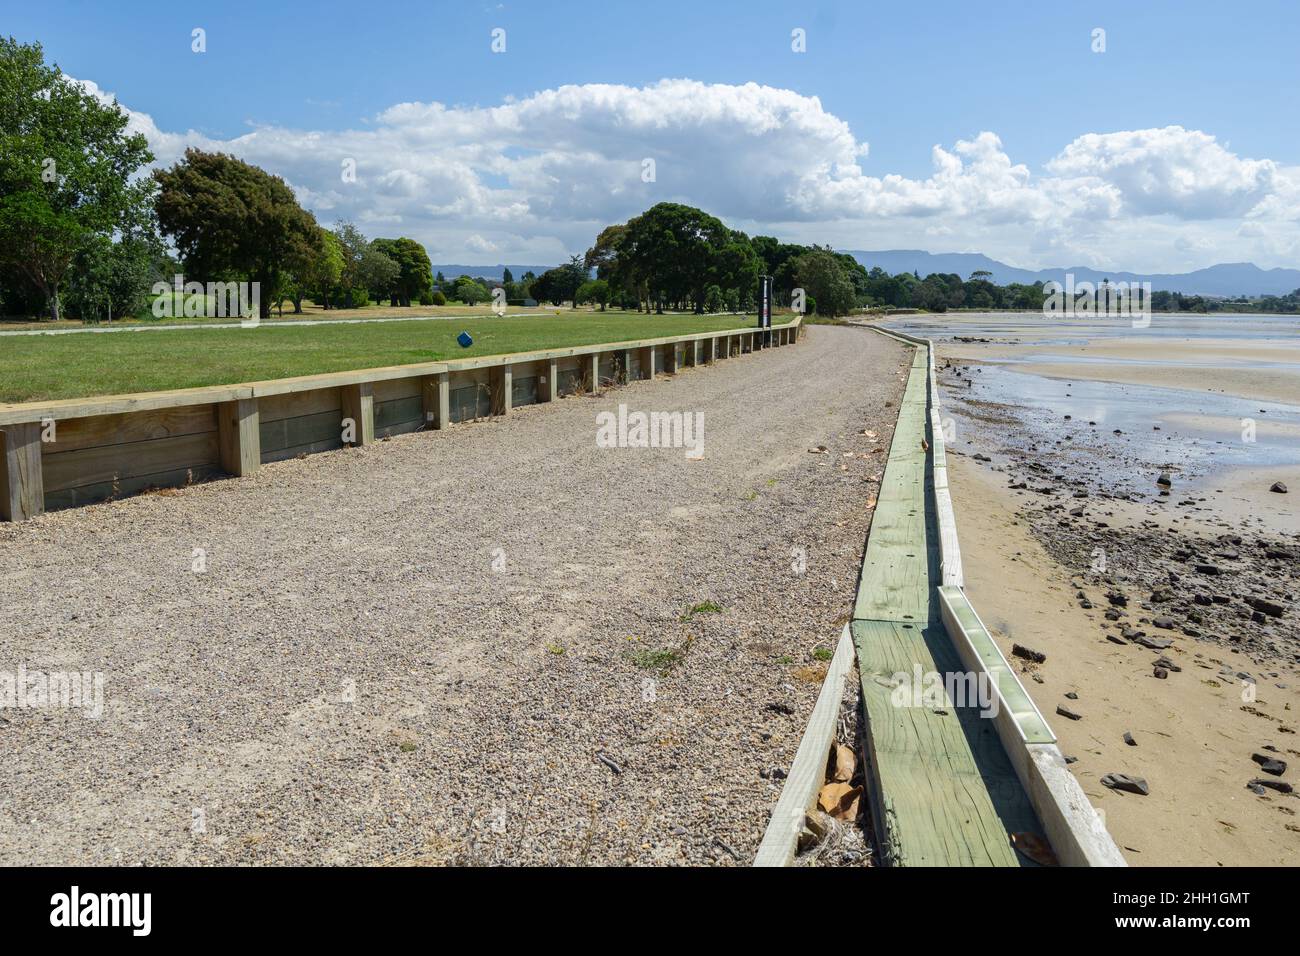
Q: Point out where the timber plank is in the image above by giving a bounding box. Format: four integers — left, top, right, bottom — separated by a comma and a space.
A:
1, 422, 44, 521
42, 431, 218, 494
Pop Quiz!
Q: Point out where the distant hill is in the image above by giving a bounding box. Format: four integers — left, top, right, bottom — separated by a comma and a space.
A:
842, 250, 1300, 298
430, 264, 555, 281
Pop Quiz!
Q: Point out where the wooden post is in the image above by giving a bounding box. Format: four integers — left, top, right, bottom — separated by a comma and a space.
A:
0, 421, 43, 522
692, 340, 702, 367
621, 348, 634, 383
542, 359, 559, 402
589, 352, 600, 391
217, 398, 260, 476
490, 364, 512, 415
423, 372, 450, 429
341, 382, 375, 446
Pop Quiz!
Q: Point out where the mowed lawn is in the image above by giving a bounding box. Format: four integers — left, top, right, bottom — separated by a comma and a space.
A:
0, 311, 764, 404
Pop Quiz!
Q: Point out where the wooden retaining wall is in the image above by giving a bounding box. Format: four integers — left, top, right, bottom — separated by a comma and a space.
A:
0, 319, 801, 522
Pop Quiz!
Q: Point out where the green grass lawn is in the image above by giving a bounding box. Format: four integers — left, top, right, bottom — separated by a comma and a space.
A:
0, 311, 770, 404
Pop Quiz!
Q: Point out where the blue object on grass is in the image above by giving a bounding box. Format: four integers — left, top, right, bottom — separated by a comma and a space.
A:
457, 331, 473, 348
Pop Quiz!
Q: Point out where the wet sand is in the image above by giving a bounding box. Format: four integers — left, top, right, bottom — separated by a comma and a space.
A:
950, 455, 1299, 866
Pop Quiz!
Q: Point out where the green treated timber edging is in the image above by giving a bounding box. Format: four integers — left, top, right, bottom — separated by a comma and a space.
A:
864, 325, 1124, 867
849, 337, 1042, 865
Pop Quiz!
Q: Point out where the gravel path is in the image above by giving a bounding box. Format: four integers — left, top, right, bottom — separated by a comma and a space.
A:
0, 325, 907, 866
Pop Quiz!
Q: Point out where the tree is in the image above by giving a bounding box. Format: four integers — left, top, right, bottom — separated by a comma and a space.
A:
371, 237, 432, 306
357, 244, 399, 303
790, 247, 856, 317
294, 226, 343, 311
155, 149, 320, 318
64, 234, 162, 322
452, 275, 489, 305
0, 37, 156, 320
618, 203, 733, 312
576, 278, 610, 310
502, 266, 513, 285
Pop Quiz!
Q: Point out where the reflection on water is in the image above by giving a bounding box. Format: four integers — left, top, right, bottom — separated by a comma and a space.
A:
945, 364, 1300, 480
918, 312, 1300, 494
891, 311, 1300, 348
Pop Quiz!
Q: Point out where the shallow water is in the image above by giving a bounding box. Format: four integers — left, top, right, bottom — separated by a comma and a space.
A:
906, 312, 1300, 496
890, 311, 1300, 348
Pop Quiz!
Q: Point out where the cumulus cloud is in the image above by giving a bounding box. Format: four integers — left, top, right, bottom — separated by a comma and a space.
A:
72, 76, 1300, 269
1045, 126, 1278, 219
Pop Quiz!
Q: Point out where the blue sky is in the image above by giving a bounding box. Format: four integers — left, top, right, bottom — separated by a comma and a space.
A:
8, 1, 1300, 270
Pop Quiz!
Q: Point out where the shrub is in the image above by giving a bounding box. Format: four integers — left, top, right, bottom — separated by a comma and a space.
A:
430, 290, 447, 306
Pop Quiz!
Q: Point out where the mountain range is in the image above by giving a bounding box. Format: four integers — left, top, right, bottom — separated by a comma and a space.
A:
842, 250, 1300, 298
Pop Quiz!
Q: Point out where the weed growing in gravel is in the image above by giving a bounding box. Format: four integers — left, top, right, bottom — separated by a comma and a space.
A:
546, 643, 565, 655
812, 647, 834, 662
630, 636, 694, 676
682, 600, 723, 620
633, 648, 683, 673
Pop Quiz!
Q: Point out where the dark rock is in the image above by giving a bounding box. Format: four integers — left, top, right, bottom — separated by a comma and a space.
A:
1065, 691, 1078, 700
1252, 753, 1287, 776
1153, 666, 1169, 679
1056, 704, 1083, 721
1152, 616, 1176, 630
1153, 655, 1181, 673
1195, 564, 1221, 576
1248, 778, 1292, 794
1156, 472, 1172, 488
1244, 596, 1285, 618
1123, 732, 1137, 746
1136, 635, 1173, 650
1107, 591, 1128, 607
1270, 481, 1288, 494
1101, 773, 1149, 795
1012, 644, 1046, 664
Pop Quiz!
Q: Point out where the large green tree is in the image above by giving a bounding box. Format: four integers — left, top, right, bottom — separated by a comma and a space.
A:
618, 203, 738, 312
790, 247, 857, 317
371, 237, 432, 306
154, 149, 320, 318
0, 37, 156, 320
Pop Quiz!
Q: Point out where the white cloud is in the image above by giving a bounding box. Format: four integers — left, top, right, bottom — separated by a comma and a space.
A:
73, 76, 1300, 270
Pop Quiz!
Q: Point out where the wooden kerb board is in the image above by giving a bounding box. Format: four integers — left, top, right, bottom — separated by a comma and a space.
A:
851, 341, 1043, 866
